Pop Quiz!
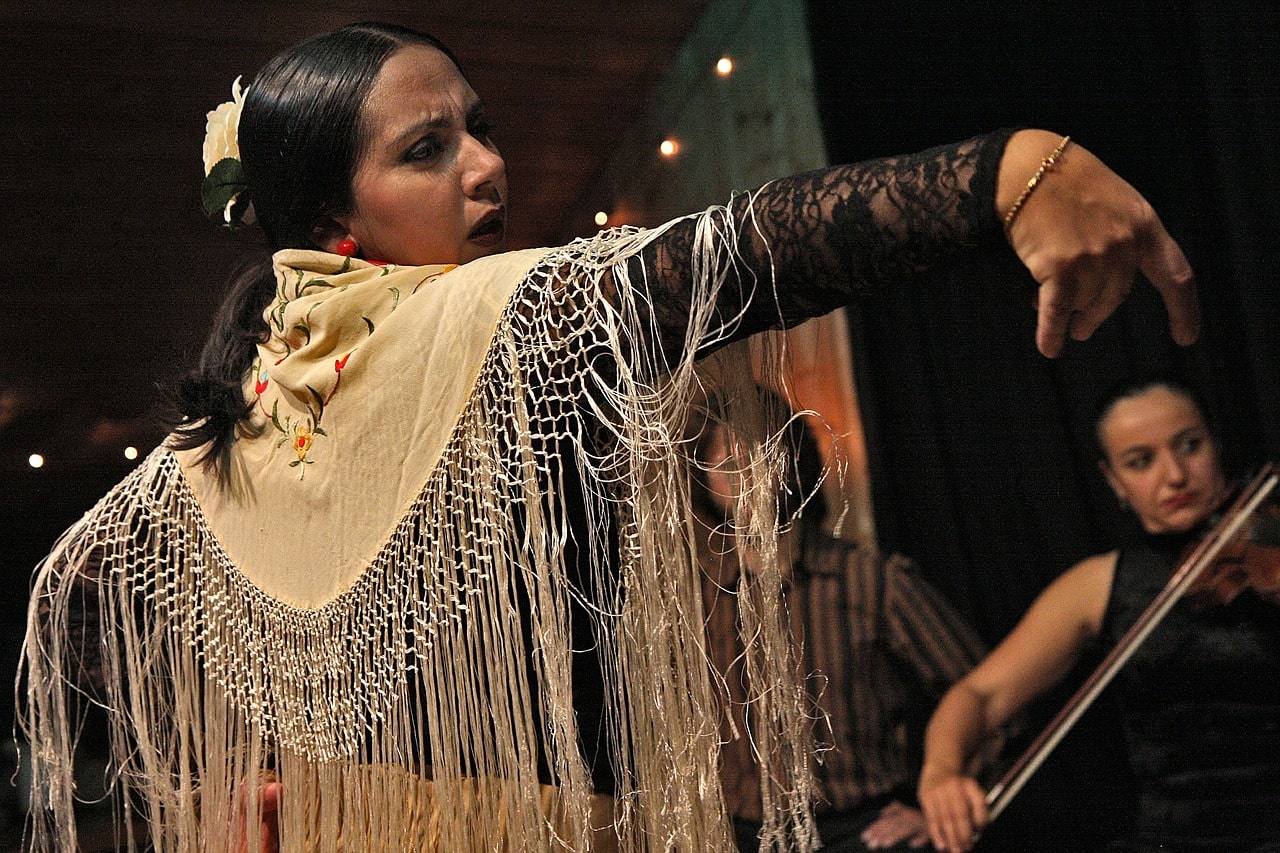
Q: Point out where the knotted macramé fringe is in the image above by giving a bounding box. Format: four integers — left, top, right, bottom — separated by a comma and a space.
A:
20, 199, 818, 851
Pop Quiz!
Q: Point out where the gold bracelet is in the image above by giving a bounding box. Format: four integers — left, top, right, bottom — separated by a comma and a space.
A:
1003, 135, 1072, 229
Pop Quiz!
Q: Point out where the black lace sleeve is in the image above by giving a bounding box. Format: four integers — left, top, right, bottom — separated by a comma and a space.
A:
637, 129, 1016, 359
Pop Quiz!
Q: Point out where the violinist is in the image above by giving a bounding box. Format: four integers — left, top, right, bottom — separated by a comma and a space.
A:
917, 375, 1280, 853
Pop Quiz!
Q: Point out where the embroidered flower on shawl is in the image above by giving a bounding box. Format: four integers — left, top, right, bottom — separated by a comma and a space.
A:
201, 76, 255, 227
253, 253, 457, 478
254, 359, 328, 477
291, 425, 315, 462
261, 390, 326, 476
414, 264, 458, 293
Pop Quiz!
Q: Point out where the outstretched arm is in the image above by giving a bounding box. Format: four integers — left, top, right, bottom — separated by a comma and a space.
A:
637, 128, 1197, 361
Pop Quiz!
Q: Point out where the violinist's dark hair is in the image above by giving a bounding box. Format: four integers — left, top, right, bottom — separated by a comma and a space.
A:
165, 22, 464, 478
1090, 372, 1217, 465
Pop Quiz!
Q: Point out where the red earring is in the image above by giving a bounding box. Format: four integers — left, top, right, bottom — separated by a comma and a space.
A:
336, 237, 357, 257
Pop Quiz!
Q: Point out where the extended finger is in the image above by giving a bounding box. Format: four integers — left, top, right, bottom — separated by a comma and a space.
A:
921, 797, 948, 852
965, 782, 990, 830
939, 799, 974, 852
1068, 258, 1135, 343
862, 811, 915, 847
1138, 219, 1200, 346
1035, 278, 1075, 358
260, 781, 282, 853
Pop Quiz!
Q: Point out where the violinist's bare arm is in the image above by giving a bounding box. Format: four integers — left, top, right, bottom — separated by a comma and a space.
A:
918, 551, 1116, 853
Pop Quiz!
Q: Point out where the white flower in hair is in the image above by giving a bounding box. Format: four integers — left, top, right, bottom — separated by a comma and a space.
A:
201, 76, 255, 226
203, 76, 246, 175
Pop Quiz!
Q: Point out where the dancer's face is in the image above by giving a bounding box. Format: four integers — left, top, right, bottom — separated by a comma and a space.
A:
331, 44, 507, 266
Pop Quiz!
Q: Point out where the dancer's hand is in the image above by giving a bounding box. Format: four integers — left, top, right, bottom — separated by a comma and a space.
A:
999, 129, 1199, 357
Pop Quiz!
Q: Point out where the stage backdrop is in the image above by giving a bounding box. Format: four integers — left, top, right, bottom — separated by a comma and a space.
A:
806, 0, 1279, 848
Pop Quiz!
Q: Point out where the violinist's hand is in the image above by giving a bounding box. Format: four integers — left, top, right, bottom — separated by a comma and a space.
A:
860, 799, 930, 849
998, 129, 1200, 358
918, 767, 988, 853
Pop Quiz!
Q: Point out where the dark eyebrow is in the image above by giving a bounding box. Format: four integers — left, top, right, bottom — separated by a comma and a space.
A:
1118, 442, 1153, 459
392, 115, 451, 147
391, 99, 486, 147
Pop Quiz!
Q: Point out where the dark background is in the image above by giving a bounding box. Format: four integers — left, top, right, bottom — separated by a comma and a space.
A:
2, 1, 1277, 849
0, 2, 714, 848
808, 0, 1279, 847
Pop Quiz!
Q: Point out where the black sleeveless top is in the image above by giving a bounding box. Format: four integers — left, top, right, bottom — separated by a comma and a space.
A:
1100, 527, 1280, 851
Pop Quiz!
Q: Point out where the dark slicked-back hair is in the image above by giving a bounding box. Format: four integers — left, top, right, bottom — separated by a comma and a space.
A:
168, 22, 462, 477
1091, 373, 1216, 466
241, 22, 463, 251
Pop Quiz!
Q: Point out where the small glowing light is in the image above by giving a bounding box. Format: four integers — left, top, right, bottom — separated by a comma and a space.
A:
716, 56, 734, 76
594, 211, 609, 227
28, 453, 45, 469
124, 446, 139, 460
659, 138, 679, 157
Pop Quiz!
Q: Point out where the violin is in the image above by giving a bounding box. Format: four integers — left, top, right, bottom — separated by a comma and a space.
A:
1184, 485, 1280, 607
984, 463, 1280, 823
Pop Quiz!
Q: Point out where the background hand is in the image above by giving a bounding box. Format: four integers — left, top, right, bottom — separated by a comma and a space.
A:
860, 799, 930, 849
234, 776, 281, 853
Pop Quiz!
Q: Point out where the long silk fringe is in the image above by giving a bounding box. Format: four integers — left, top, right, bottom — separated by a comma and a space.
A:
19, 198, 817, 850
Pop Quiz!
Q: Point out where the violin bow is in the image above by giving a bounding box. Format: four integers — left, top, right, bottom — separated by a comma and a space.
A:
984, 462, 1279, 822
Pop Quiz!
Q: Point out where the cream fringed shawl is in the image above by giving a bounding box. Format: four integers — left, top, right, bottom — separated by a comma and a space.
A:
21, 213, 818, 850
